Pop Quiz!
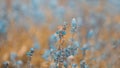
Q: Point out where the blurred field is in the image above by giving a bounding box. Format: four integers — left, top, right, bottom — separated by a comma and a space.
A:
0, 0, 120, 68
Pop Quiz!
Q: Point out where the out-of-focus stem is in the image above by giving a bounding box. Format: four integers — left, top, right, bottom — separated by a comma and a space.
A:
27, 56, 32, 68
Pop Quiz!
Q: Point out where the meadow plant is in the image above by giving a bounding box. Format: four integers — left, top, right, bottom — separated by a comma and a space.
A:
0, 20, 7, 34
16, 60, 23, 68
80, 60, 89, 68
26, 48, 35, 68
42, 18, 83, 68
10, 52, 17, 67
3, 61, 9, 68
